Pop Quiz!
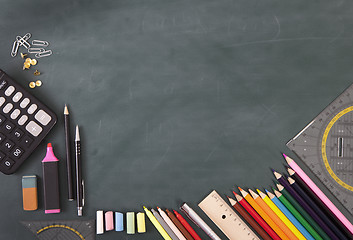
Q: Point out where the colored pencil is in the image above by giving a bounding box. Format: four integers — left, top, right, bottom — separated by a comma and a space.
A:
288, 167, 353, 239
158, 207, 187, 240
238, 187, 288, 240
288, 177, 348, 240
273, 171, 340, 240
144, 206, 172, 240
249, 189, 298, 240
166, 209, 194, 240
152, 208, 179, 240
227, 196, 272, 240
174, 210, 202, 240
258, 189, 306, 240
274, 188, 324, 240
234, 192, 281, 240
265, 190, 314, 240
283, 153, 353, 236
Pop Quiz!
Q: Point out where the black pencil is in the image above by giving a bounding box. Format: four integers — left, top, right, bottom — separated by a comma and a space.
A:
64, 105, 74, 201
287, 176, 348, 240
288, 168, 353, 239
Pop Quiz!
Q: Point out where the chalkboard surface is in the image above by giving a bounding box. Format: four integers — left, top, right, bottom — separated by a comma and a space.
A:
1, 0, 353, 239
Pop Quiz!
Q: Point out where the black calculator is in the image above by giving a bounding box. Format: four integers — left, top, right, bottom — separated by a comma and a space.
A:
0, 69, 57, 174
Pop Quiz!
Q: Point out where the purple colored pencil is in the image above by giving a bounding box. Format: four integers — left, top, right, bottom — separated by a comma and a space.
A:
288, 177, 348, 240
273, 170, 340, 240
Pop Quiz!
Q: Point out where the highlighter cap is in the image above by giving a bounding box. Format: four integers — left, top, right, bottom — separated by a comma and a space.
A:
42, 143, 59, 162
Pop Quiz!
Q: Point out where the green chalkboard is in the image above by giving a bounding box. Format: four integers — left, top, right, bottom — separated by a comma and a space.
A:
1, 0, 353, 239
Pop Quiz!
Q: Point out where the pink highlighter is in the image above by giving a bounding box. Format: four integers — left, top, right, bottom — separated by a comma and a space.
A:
42, 143, 60, 214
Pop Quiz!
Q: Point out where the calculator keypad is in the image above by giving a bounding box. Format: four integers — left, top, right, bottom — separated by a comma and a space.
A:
0, 69, 57, 174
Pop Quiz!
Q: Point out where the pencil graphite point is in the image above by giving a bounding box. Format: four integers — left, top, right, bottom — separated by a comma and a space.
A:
233, 191, 238, 196
64, 104, 69, 115
282, 153, 287, 158
270, 168, 276, 173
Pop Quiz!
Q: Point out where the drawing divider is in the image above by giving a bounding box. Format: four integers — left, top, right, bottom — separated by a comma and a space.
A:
265, 190, 314, 240
234, 192, 281, 240
287, 177, 348, 240
228, 196, 272, 240
238, 187, 288, 240
288, 167, 353, 239
273, 171, 340, 240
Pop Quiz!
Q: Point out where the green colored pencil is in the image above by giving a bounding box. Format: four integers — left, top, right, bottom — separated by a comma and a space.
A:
274, 189, 322, 240
276, 184, 330, 240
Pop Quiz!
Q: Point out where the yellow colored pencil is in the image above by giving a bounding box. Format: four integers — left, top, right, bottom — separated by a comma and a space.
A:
143, 206, 172, 240
238, 187, 290, 240
249, 189, 298, 240
257, 189, 306, 240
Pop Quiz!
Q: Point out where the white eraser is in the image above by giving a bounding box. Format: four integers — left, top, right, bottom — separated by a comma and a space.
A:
96, 210, 104, 234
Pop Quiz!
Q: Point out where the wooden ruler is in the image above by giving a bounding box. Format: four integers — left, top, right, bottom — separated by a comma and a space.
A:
199, 190, 259, 240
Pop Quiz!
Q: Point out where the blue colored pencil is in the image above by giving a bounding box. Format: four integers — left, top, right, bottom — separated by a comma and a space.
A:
266, 189, 315, 240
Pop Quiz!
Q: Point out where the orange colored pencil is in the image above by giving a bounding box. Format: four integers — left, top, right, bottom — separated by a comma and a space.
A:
249, 189, 299, 240
238, 187, 290, 240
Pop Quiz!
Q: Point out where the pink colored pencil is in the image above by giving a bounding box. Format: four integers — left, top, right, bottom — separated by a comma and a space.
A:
283, 153, 353, 235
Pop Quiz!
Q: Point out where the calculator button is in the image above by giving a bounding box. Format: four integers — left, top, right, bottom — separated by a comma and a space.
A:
3, 139, 14, 151
3, 103, 13, 113
22, 135, 33, 147
0, 151, 5, 160
10, 109, 20, 119
27, 104, 37, 114
4, 122, 15, 133
0, 133, 5, 143
0, 114, 5, 125
12, 147, 23, 158
0, 97, 5, 106
2, 158, 15, 169
25, 121, 42, 137
4, 86, 15, 96
20, 98, 30, 108
18, 115, 28, 126
13, 129, 24, 140
35, 110, 52, 126
12, 92, 22, 102
0, 80, 7, 90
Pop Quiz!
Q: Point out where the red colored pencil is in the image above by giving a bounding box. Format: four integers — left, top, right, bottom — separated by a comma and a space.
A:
233, 191, 281, 240
174, 210, 202, 240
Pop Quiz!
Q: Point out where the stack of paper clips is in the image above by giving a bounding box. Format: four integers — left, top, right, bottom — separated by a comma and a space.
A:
11, 32, 52, 58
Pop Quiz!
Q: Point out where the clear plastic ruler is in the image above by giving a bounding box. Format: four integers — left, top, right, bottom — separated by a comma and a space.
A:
199, 190, 259, 240
287, 83, 353, 214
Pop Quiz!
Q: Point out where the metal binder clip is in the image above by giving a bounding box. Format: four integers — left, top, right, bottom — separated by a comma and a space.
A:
32, 40, 49, 47
35, 50, 52, 58
28, 48, 45, 54
11, 41, 19, 57
16, 35, 31, 49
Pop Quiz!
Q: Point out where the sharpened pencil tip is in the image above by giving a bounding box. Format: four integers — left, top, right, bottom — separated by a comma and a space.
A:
238, 187, 243, 191
282, 153, 287, 158
64, 104, 69, 115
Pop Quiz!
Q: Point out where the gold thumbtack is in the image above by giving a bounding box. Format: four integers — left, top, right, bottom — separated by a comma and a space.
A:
20, 53, 27, 59
35, 80, 42, 87
34, 70, 40, 76
25, 58, 31, 63
30, 59, 37, 66
23, 62, 31, 70
29, 82, 36, 88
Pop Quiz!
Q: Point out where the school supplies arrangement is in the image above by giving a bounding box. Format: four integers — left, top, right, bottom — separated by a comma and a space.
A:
199, 190, 259, 240
0, 69, 57, 174
286, 83, 353, 216
11, 33, 52, 59
21, 219, 95, 240
42, 143, 60, 214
